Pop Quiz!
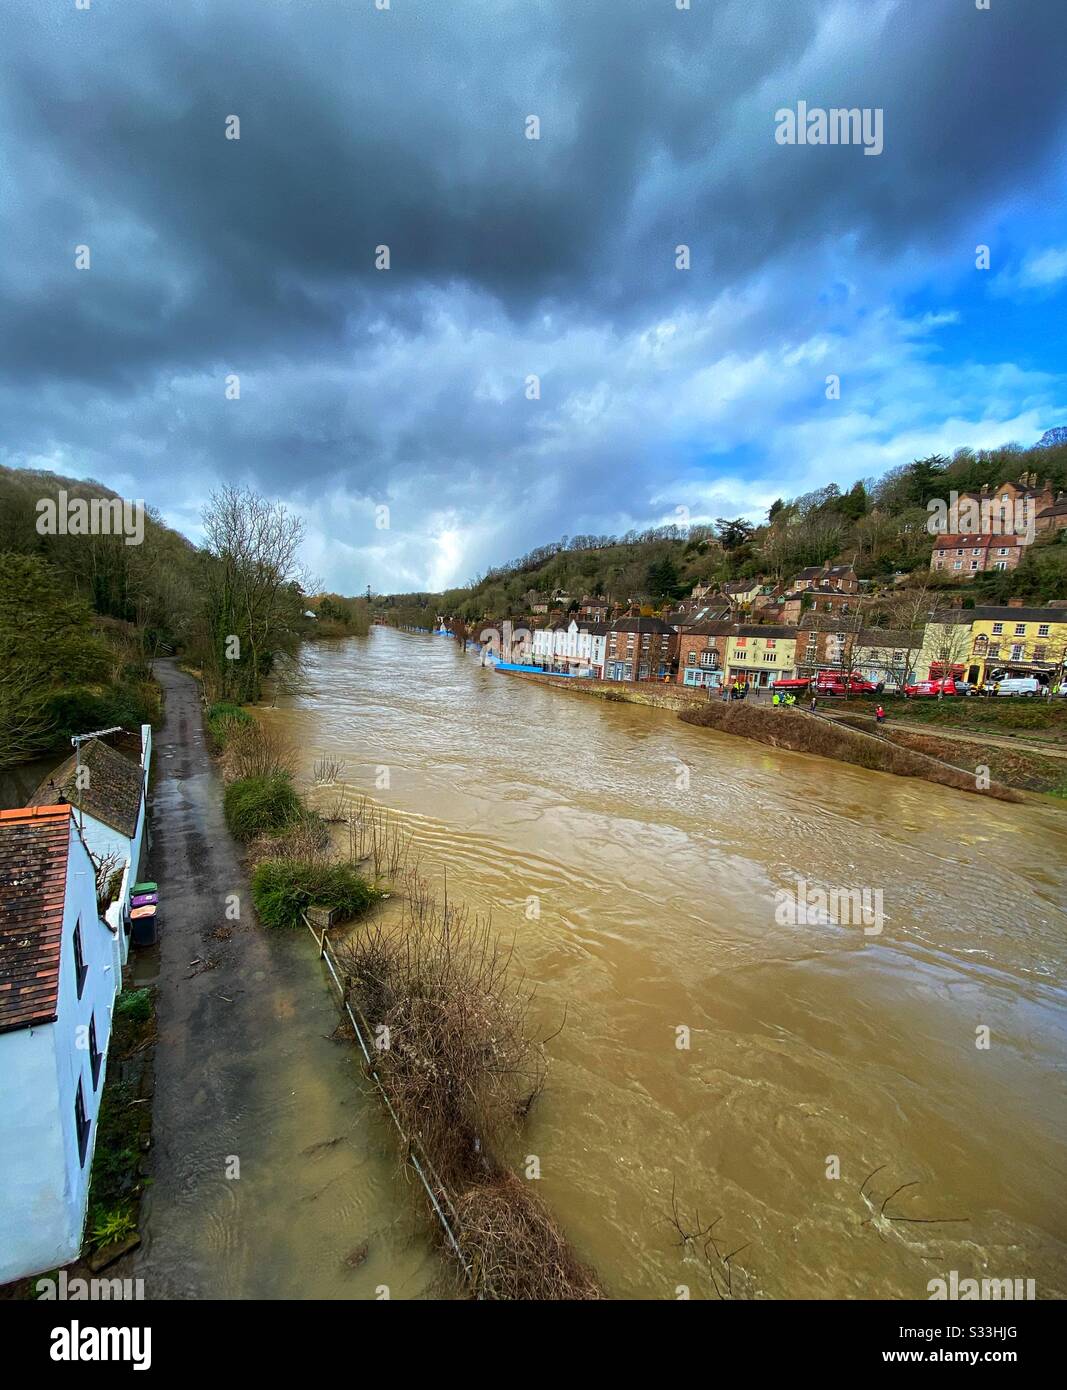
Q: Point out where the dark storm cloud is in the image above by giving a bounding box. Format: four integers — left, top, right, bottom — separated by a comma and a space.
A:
1, 0, 1066, 588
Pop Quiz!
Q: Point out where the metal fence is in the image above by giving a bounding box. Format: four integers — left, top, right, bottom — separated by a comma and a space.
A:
300, 911, 476, 1289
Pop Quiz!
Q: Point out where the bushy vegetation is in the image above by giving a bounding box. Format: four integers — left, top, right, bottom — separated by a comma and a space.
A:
336, 886, 602, 1299
85, 986, 156, 1254
0, 553, 162, 772
206, 700, 255, 748
250, 857, 379, 929
115, 987, 153, 1024
223, 772, 303, 841
307, 592, 371, 638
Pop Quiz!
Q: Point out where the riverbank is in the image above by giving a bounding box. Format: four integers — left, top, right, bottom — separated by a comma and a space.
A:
499, 671, 1024, 800
680, 701, 1021, 801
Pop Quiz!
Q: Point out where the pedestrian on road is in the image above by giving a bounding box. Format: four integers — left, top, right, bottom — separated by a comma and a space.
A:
810, 696, 817, 713
772, 691, 781, 708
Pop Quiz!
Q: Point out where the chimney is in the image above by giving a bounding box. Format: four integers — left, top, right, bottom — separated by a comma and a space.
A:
980, 483, 990, 496
1007, 597, 1025, 608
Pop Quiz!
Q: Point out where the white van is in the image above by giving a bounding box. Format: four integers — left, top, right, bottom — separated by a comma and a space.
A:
990, 676, 1041, 697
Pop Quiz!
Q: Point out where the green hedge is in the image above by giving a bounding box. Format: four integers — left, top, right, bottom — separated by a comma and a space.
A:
223, 772, 302, 840
206, 701, 255, 747
251, 858, 380, 929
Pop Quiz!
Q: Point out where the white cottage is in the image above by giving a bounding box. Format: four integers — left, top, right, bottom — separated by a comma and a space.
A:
0, 805, 118, 1283
531, 620, 607, 677
28, 727, 151, 970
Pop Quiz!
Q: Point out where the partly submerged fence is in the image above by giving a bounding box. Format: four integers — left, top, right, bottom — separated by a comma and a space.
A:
300, 910, 477, 1290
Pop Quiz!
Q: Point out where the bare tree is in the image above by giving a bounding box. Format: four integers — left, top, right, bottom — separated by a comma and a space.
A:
202, 486, 309, 701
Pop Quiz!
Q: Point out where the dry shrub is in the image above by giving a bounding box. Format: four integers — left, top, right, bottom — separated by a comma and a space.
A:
335, 886, 601, 1299
338, 894, 543, 1185
346, 795, 414, 881
246, 812, 332, 868
454, 1172, 602, 1300
220, 719, 295, 784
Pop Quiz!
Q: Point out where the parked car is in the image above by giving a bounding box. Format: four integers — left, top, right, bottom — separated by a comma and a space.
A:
904, 677, 972, 698
987, 676, 1041, 697
813, 672, 879, 696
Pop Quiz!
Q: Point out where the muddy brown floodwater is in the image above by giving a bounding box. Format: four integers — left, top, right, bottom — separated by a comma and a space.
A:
252, 628, 1067, 1300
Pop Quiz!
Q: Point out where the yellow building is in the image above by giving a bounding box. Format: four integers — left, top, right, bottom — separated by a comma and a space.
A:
677, 623, 797, 689
724, 626, 798, 688
919, 605, 1067, 687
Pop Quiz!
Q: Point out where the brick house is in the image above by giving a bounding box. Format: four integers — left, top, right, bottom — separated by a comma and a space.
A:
791, 561, 859, 594
797, 613, 864, 675
677, 623, 798, 688
1036, 493, 1067, 536
577, 595, 609, 622
676, 622, 732, 688
605, 617, 676, 681
930, 533, 1026, 573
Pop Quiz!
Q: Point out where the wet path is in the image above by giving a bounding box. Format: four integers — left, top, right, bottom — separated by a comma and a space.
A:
133, 662, 438, 1299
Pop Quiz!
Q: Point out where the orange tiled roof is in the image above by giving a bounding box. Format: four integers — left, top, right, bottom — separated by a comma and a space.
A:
0, 806, 72, 1033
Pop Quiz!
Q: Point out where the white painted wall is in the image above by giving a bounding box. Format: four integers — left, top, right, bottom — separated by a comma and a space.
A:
0, 820, 116, 1283
96, 725, 152, 969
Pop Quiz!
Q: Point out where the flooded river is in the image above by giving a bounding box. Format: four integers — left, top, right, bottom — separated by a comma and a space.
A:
254, 628, 1067, 1299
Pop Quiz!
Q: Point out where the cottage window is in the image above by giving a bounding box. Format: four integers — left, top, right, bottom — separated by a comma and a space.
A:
1038, 624, 1050, 637
686, 650, 696, 665
89, 1015, 102, 1088
75, 1079, 91, 1166
1014, 623, 1026, 636
73, 920, 87, 998
1011, 644, 1024, 660
992, 622, 1003, 634
1034, 646, 1046, 660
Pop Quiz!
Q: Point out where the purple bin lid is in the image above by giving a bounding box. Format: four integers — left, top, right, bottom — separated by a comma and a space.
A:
131, 892, 158, 907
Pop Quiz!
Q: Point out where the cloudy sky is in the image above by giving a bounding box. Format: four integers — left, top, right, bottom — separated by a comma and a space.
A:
3, 0, 1066, 594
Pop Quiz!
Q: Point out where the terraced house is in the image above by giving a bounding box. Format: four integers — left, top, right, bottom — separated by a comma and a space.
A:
918, 604, 1067, 687
605, 617, 675, 681
677, 623, 798, 689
